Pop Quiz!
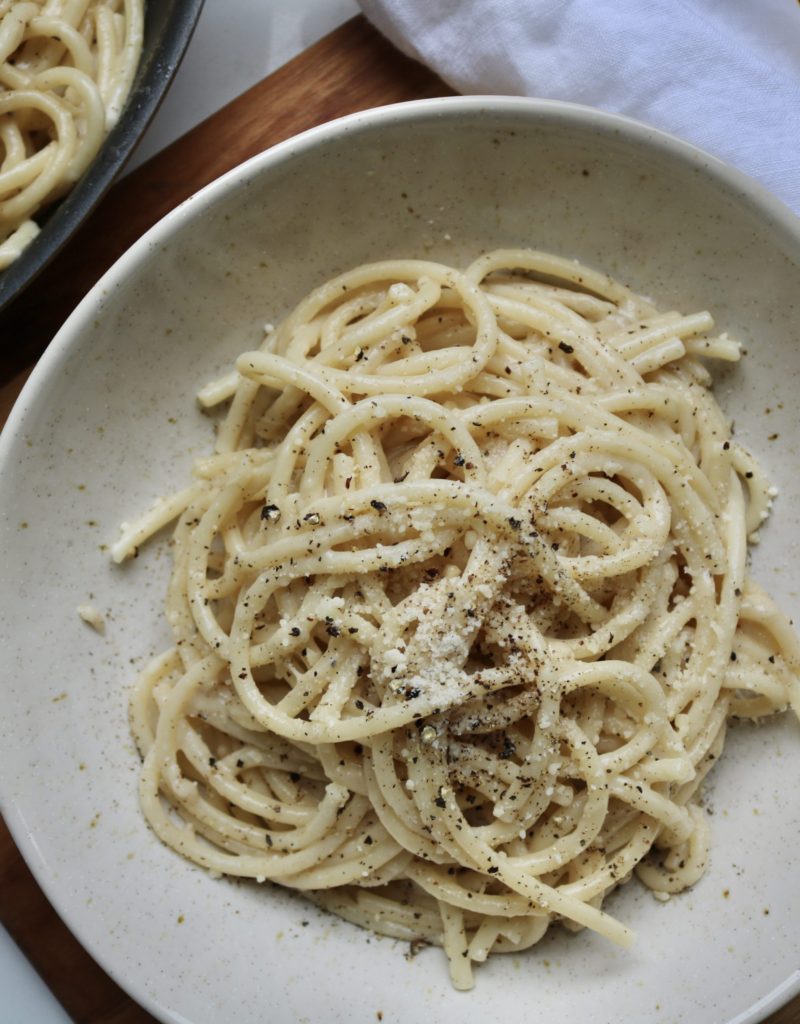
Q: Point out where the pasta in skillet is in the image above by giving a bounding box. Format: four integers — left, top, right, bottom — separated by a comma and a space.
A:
0, 0, 144, 268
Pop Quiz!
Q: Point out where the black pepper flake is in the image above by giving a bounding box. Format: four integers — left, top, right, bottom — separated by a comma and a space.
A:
348, 626, 359, 634
487, 866, 499, 874
498, 737, 516, 759
236, 758, 244, 768
290, 626, 301, 637
364, 835, 374, 845
405, 687, 421, 699
453, 453, 466, 467
370, 499, 387, 512
260, 503, 280, 522
508, 517, 522, 530
558, 341, 574, 354
208, 757, 217, 767
326, 623, 341, 637
289, 772, 301, 782
434, 796, 446, 808
265, 834, 273, 847
355, 348, 366, 361
355, 699, 365, 709
730, 651, 737, 661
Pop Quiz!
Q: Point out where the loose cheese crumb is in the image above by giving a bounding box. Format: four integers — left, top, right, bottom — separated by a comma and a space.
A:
77, 603, 105, 634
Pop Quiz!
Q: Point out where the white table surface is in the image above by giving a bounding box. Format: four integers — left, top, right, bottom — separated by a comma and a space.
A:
0, 2, 359, 1021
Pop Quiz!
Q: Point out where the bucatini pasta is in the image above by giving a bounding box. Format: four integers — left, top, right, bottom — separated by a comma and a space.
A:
0, 0, 144, 268
115, 250, 800, 989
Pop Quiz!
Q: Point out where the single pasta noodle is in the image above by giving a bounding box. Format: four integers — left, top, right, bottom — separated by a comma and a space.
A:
116, 250, 800, 989
0, 0, 144, 269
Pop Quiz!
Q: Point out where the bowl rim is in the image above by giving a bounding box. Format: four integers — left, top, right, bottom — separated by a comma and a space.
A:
2, 94, 800, 1024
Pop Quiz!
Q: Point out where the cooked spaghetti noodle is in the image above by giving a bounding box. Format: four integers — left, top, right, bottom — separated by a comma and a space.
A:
116, 251, 800, 989
0, 0, 144, 268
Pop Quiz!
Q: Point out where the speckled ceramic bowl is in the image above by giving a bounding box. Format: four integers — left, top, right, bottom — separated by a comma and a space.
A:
1, 97, 799, 1024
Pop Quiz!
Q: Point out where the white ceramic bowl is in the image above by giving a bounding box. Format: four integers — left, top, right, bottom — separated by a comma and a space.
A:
2, 97, 799, 1024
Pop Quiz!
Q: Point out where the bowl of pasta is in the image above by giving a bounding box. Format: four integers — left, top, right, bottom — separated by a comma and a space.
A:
1, 96, 799, 1024
0, 0, 204, 311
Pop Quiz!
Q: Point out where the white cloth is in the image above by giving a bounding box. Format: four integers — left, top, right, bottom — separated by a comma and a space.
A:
358, 0, 800, 216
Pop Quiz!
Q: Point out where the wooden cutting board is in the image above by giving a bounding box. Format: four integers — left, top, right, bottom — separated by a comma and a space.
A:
0, 16, 797, 1024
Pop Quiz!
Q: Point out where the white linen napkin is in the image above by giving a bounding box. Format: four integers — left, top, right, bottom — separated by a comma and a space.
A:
358, 0, 800, 216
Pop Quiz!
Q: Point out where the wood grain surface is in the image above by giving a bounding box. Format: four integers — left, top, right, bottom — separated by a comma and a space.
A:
0, 14, 797, 1024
